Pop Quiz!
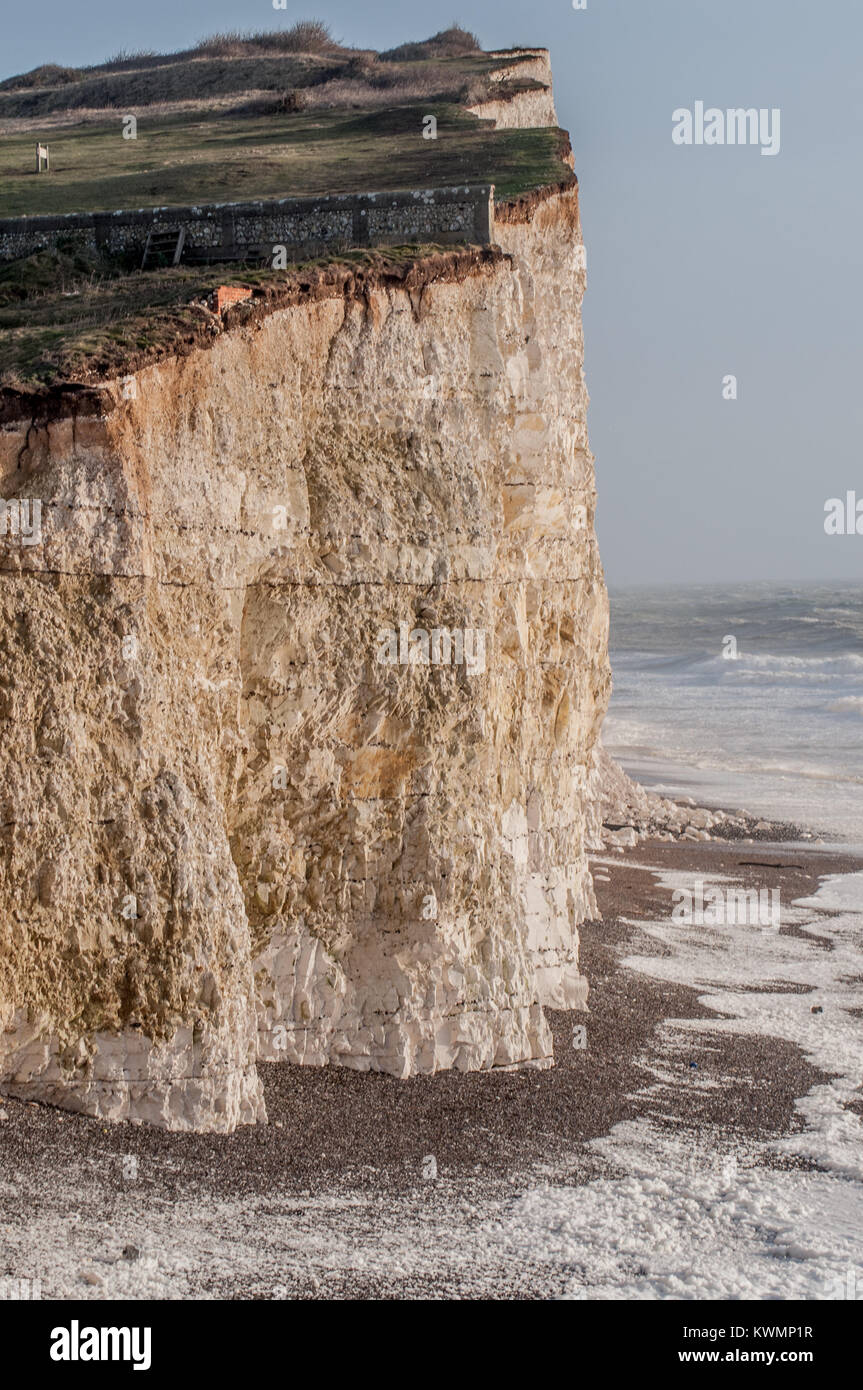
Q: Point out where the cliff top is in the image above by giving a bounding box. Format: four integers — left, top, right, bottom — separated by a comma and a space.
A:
0, 26, 558, 217
0, 26, 574, 394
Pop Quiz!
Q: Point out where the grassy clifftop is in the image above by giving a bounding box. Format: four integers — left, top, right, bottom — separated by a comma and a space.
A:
0, 109, 564, 218
0, 26, 573, 389
1, 25, 557, 216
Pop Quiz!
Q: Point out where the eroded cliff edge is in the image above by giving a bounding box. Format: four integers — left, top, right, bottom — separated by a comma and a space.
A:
0, 186, 610, 1129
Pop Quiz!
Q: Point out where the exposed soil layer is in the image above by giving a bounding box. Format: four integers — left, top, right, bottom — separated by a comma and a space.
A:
0, 242, 515, 418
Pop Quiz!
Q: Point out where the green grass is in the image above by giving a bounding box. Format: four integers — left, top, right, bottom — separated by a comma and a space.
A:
0, 107, 565, 217
0, 244, 472, 387
0, 32, 567, 387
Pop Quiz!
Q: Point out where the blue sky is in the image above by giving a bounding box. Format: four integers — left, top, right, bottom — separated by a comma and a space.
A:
2, 1, 861, 585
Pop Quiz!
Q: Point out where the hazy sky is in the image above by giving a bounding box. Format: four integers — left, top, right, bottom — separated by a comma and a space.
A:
2, 0, 861, 586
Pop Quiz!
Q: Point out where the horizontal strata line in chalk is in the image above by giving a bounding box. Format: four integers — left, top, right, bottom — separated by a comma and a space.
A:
0, 493, 593, 522
0, 567, 601, 590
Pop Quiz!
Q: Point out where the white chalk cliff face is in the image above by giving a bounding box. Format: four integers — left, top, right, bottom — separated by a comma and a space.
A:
0, 138, 609, 1130
468, 49, 559, 130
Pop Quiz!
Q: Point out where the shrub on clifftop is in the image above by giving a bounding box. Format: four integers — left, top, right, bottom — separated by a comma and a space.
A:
381, 26, 481, 62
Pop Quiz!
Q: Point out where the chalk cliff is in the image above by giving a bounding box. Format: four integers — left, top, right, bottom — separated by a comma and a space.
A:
468, 50, 558, 129
0, 89, 610, 1131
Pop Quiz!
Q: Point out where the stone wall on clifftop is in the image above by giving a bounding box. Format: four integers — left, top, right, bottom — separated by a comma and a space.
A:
0, 186, 496, 266
0, 183, 610, 1130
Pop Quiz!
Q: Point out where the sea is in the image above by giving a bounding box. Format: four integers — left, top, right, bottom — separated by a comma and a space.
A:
604, 581, 863, 848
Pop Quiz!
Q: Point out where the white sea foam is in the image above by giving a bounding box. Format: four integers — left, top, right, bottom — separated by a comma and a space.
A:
501, 862, 863, 1299
606, 583, 863, 841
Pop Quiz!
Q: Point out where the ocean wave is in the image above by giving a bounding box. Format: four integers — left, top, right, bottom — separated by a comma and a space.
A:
609, 585, 863, 662
606, 585, 863, 839
606, 730, 863, 788
613, 649, 863, 685
827, 697, 863, 717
